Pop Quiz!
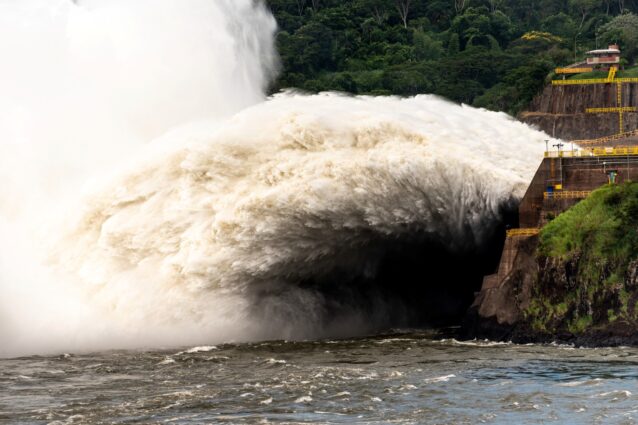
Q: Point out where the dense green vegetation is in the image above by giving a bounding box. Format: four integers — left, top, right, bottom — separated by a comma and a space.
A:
527, 183, 638, 333
540, 183, 638, 269
266, 0, 638, 114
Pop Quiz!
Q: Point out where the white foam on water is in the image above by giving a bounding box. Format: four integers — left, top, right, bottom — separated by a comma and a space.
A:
424, 374, 456, 384
0, 0, 556, 357
295, 395, 313, 403
182, 346, 218, 354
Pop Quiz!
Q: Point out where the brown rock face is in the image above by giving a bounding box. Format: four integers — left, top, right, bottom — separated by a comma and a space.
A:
520, 83, 638, 140
464, 239, 638, 347
463, 236, 538, 341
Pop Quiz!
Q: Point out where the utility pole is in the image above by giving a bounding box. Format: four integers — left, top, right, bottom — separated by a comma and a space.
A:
553, 143, 564, 188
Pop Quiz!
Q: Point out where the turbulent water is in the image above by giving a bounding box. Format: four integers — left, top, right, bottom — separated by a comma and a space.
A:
0, 0, 556, 357
3, 2, 638, 424
4, 334, 638, 424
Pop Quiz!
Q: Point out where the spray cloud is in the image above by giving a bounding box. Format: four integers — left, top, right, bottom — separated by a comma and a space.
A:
0, 0, 555, 357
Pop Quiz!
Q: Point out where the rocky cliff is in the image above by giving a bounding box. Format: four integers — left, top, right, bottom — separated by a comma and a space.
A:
520, 83, 638, 140
464, 183, 638, 346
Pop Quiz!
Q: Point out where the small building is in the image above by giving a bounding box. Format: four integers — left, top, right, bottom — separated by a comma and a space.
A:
586, 44, 621, 67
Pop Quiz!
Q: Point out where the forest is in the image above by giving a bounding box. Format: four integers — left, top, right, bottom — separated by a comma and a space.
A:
265, 0, 638, 114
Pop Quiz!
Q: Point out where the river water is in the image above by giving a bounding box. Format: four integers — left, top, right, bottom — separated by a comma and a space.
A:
3, 332, 638, 424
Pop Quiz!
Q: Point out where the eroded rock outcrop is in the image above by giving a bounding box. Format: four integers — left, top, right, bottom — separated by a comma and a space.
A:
464, 184, 638, 346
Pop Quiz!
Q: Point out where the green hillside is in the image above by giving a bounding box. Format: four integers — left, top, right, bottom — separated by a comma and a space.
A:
529, 183, 638, 333
266, 0, 638, 115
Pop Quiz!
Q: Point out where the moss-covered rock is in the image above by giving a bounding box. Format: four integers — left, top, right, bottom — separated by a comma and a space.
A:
465, 183, 638, 346
527, 183, 638, 337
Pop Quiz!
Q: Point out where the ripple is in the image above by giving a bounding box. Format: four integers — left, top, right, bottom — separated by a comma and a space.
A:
176, 346, 218, 355
424, 374, 456, 384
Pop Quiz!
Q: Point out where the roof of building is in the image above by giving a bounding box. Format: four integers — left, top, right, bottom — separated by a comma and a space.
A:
586, 48, 620, 55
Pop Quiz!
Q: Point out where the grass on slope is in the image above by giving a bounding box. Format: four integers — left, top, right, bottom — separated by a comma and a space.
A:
526, 183, 638, 333
564, 65, 638, 80
539, 182, 638, 276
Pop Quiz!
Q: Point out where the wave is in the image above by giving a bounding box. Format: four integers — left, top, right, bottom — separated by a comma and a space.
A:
0, 1, 554, 357
45, 93, 549, 353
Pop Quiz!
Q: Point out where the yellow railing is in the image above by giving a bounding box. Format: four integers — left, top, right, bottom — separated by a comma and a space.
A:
545, 146, 638, 157
552, 78, 609, 85
544, 191, 592, 200
608, 66, 617, 81
617, 81, 623, 104
586, 107, 637, 113
572, 129, 638, 146
552, 77, 638, 85
507, 228, 540, 237
555, 67, 593, 74
618, 82, 625, 132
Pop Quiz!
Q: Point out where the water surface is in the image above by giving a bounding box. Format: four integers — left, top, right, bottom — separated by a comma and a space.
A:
3, 333, 638, 424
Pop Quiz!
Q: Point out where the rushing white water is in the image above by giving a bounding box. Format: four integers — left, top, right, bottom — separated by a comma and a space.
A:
0, 0, 555, 357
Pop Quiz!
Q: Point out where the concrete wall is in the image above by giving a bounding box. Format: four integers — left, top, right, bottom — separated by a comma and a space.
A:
520, 83, 638, 140
519, 156, 638, 228
482, 236, 527, 290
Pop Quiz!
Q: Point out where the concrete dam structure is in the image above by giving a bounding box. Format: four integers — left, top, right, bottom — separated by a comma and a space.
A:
474, 65, 638, 326
521, 76, 638, 142
473, 149, 638, 328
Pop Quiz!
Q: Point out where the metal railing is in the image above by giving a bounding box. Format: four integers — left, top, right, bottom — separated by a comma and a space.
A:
555, 67, 593, 74
571, 129, 638, 146
585, 106, 638, 113
543, 191, 592, 200
507, 228, 540, 237
551, 77, 638, 85
545, 147, 638, 158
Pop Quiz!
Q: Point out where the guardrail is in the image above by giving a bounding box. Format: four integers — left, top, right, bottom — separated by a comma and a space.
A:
571, 129, 638, 146
545, 147, 638, 157
555, 67, 593, 74
543, 191, 592, 200
585, 107, 638, 113
507, 228, 540, 237
551, 77, 638, 85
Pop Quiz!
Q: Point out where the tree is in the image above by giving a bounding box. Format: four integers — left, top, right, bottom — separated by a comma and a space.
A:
541, 13, 578, 40
451, 6, 507, 49
448, 32, 460, 54
570, 0, 600, 29
603, 0, 612, 15
598, 12, 638, 64
569, 0, 601, 60
354, 0, 389, 25
413, 30, 444, 60
295, 0, 306, 17
455, 0, 470, 14
266, 0, 633, 114
618, 0, 626, 14
488, 0, 504, 13
395, 0, 411, 28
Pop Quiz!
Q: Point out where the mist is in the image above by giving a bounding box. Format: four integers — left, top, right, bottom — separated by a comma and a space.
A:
0, 0, 555, 357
